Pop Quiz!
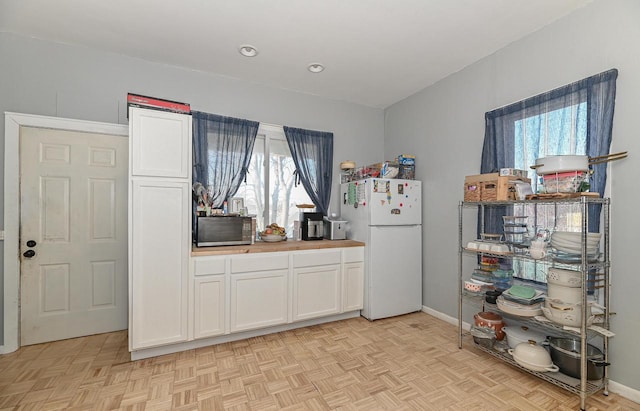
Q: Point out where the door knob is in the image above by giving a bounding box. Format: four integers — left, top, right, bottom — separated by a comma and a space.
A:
23, 250, 36, 258
26, 240, 37, 248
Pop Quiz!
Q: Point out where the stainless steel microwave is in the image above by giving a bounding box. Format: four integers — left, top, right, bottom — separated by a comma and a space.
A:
195, 216, 253, 247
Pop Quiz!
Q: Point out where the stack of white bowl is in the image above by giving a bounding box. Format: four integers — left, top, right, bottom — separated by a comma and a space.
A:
543, 267, 592, 327
550, 231, 601, 255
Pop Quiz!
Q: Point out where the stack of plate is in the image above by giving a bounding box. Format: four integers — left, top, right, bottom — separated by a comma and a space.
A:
496, 295, 543, 317
502, 287, 545, 305
550, 231, 601, 255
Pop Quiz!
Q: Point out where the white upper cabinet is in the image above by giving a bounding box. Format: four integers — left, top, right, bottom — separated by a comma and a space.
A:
128, 107, 192, 352
129, 107, 191, 178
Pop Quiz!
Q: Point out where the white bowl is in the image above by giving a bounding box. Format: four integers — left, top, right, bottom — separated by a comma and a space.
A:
551, 243, 599, 255
551, 231, 601, 245
261, 234, 286, 242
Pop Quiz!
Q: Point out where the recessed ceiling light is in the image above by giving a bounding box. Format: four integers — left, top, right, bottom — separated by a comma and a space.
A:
308, 63, 325, 73
239, 45, 258, 57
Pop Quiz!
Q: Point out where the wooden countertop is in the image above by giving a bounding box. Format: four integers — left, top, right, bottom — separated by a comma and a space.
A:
191, 239, 365, 257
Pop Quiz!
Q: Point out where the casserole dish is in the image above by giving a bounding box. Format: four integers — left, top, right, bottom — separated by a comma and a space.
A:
502, 325, 547, 349
541, 299, 594, 327
508, 341, 559, 373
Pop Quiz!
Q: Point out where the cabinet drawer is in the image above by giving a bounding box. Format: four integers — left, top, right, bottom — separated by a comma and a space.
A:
193, 256, 226, 276
293, 250, 341, 268
342, 247, 364, 263
231, 253, 289, 273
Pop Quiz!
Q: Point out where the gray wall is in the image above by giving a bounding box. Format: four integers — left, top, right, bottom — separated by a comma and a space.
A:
384, 0, 640, 391
0, 33, 384, 344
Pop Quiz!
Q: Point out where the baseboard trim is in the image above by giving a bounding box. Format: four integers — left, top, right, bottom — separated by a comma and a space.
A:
131, 311, 360, 360
608, 380, 640, 404
421, 305, 640, 404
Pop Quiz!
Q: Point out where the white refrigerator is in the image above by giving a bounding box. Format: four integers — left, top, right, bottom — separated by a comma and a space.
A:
340, 178, 422, 320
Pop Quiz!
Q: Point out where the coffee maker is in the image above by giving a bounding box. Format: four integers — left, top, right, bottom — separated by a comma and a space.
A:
301, 212, 324, 240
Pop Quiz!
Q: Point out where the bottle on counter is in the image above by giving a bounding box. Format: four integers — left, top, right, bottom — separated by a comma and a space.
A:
223, 201, 228, 214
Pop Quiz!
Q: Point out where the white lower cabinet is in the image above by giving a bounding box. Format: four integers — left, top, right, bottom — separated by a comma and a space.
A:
188, 246, 364, 343
230, 270, 288, 332
342, 262, 364, 312
292, 265, 341, 321
229, 253, 289, 333
342, 247, 365, 312
193, 276, 225, 339
292, 250, 342, 321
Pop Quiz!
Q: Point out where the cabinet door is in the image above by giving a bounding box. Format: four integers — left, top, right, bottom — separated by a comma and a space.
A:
292, 265, 341, 321
194, 275, 225, 339
230, 271, 288, 332
130, 180, 190, 349
129, 107, 191, 178
343, 262, 364, 312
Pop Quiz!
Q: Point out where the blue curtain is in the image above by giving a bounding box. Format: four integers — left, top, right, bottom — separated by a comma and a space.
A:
283, 126, 333, 215
480, 69, 618, 234
192, 111, 259, 208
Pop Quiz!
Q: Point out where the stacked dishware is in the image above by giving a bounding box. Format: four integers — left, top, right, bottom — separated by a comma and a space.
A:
550, 231, 601, 257
496, 285, 545, 317
491, 268, 514, 291
543, 267, 594, 326
502, 216, 529, 247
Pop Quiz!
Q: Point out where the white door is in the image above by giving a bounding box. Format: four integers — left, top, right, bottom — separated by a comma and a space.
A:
19, 126, 128, 346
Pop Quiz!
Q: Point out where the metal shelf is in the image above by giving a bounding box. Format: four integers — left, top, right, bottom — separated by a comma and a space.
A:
458, 197, 611, 410
468, 337, 605, 396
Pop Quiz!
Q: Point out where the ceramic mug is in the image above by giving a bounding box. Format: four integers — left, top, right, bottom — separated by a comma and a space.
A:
529, 240, 547, 259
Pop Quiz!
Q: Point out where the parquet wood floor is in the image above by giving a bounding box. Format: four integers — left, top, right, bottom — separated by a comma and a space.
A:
0, 312, 638, 410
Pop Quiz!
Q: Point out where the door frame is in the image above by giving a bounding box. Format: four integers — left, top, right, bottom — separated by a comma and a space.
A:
2, 112, 128, 354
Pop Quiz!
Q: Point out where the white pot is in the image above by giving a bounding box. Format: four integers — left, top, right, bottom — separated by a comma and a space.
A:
502, 325, 547, 349
542, 299, 594, 327
547, 268, 582, 288
547, 283, 582, 305
508, 341, 559, 373
535, 155, 589, 175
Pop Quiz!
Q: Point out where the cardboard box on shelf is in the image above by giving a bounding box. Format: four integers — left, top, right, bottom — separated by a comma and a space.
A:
464, 173, 531, 202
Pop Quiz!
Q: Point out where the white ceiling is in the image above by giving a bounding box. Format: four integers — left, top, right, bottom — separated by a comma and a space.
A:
0, 0, 593, 109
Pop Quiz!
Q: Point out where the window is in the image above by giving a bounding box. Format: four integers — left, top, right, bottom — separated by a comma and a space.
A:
512, 103, 588, 283
234, 124, 312, 236
481, 69, 618, 285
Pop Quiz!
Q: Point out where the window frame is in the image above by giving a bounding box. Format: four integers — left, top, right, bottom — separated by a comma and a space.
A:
239, 123, 312, 236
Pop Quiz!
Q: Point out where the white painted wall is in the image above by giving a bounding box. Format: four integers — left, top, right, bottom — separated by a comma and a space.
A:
0, 32, 384, 345
385, 0, 640, 392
